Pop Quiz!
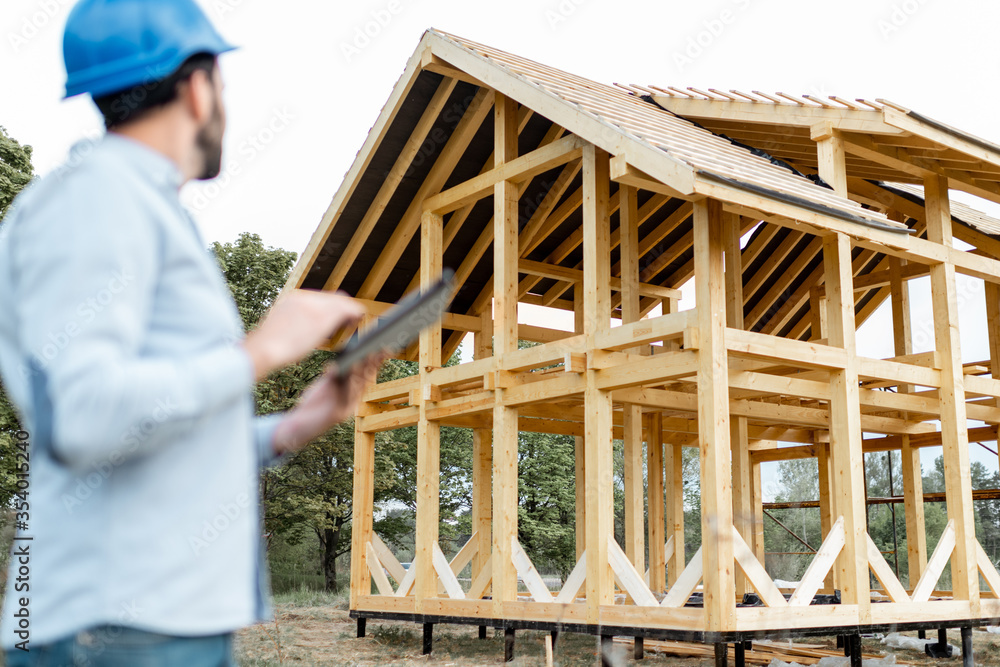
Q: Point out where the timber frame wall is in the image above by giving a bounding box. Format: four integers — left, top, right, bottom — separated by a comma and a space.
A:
286, 30, 1000, 647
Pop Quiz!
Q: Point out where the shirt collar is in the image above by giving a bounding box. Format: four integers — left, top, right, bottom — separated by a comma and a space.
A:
99, 133, 185, 191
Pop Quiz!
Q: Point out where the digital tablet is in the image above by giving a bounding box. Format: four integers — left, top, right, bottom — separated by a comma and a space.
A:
335, 268, 456, 378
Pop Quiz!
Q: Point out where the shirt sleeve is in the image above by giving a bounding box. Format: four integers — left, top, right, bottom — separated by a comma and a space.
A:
10, 166, 254, 472
253, 413, 289, 469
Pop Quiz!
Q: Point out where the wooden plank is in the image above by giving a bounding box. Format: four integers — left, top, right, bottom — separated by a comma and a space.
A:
467, 557, 492, 600
414, 209, 443, 611
511, 538, 555, 603
594, 309, 694, 351
395, 554, 418, 597
694, 198, 736, 633
789, 517, 845, 607
977, 539, 1000, 596
471, 312, 492, 592
620, 187, 644, 580
432, 542, 466, 600
371, 533, 407, 585
424, 134, 586, 214
492, 92, 520, 617
865, 533, 910, 603
367, 542, 395, 597
322, 78, 458, 291
823, 233, 871, 621
647, 412, 666, 593
556, 552, 587, 604
449, 531, 479, 577
607, 536, 659, 607
356, 87, 494, 300
582, 144, 615, 625
925, 174, 980, 611
349, 422, 377, 607
732, 526, 787, 608
813, 124, 848, 196
911, 519, 956, 603
661, 546, 704, 607
726, 328, 847, 370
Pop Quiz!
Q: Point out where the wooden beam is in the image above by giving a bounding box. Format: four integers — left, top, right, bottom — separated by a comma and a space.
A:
647, 412, 666, 594
865, 533, 910, 603
789, 517, 845, 606
661, 546, 704, 607
813, 123, 848, 196
732, 526, 787, 608
925, 175, 980, 611
414, 209, 443, 610
432, 541, 466, 600
366, 542, 395, 596
491, 92, 520, 617
608, 536, 659, 607
511, 538, 554, 603
471, 310, 492, 595
582, 143, 615, 624
911, 519, 957, 603
823, 233, 871, 621
694, 198, 735, 633
350, 421, 377, 605
424, 134, 586, 214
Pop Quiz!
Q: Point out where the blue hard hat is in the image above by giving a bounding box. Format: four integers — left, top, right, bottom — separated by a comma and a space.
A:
63, 0, 237, 99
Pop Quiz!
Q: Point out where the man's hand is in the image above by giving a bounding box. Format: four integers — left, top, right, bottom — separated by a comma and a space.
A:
270, 353, 385, 456
242, 289, 365, 381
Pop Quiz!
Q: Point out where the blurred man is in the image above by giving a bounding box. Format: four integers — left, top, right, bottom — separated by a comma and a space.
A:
0, 1, 380, 664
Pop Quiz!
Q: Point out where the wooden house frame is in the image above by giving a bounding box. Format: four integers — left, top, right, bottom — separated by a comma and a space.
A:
285, 30, 1000, 666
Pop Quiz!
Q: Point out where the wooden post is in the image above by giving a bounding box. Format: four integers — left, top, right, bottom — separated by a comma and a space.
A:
414, 209, 443, 610
582, 143, 614, 623
694, 198, 735, 633
725, 211, 752, 599
663, 297, 686, 586
647, 411, 666, 593
574, 290, 586, 562
823, 231, 870, 621
813, 123, 848, 196
817, 443, 835, 590
620, 184, 645, 573
924, 175, 979, 610
471, 308, 493, 595
491, 92, 520, 617
986, 280, 1000, 473
349, 421, 377, 607
890, 255, 927, 588
751, 458, 765, 563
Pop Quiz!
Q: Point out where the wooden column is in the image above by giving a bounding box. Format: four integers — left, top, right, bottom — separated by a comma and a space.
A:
491, 92, 520, 617
694, 198, 735, 633
751, 457, 765, 563
813, 123, 848, 196
663, 297, 686, 586
349, 419, 377, 607
647, 411, 665, 593
924, 175, 979, 610
471, 308, 493, 595
582, 144, 614, 623
890, 255, 927, 588
725, 212, 752, 599
414, 209, 443, 609
574, 290, 586, 562
823, 232, 870, 621
620, 184, 645, 572
817, 443, 836, 590
986, 280, 1000, 473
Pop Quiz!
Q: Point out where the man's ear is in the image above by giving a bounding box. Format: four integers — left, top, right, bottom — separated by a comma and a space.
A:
184, 69, 215, 124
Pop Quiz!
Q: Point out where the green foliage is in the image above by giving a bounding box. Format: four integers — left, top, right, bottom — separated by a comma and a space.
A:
0, 126, 33, 223
518, 430, 577, 581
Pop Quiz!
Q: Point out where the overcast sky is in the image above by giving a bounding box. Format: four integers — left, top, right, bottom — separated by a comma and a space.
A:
4, 0, 1000, 495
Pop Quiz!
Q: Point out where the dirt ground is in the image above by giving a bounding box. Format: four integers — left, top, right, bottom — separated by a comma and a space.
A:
233, 600, 1000, 666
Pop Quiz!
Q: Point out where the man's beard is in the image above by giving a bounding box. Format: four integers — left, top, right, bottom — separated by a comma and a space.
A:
194, 94, 224, 181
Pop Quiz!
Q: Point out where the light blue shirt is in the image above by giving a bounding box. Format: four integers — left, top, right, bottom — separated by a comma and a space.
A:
0, 133, 282, 649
